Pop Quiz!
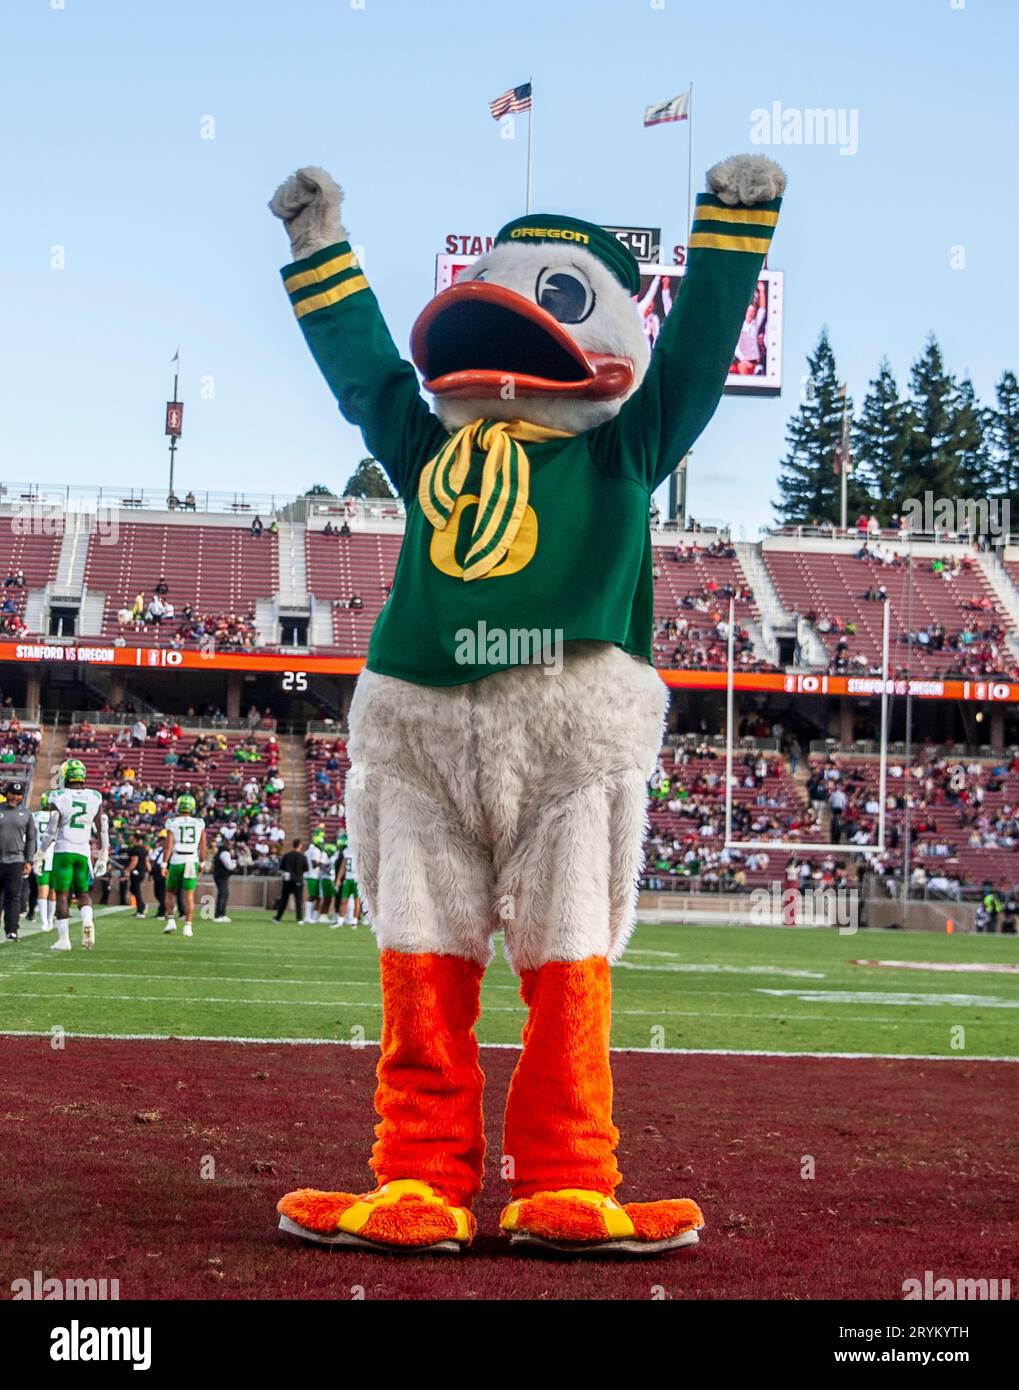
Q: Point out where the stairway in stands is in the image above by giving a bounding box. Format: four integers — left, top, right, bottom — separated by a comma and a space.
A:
278, 731, 308, 844
38, 721, 70, 797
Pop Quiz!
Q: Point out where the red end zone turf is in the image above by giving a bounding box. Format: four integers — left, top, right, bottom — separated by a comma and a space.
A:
1, 1036, 1016, 1301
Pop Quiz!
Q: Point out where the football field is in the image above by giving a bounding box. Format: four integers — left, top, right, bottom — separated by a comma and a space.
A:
2, 907, 1017, 1057
3, 908, 1018, 1301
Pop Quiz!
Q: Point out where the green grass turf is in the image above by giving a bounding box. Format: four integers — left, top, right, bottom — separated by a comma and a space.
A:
1, 906, 1017, 1057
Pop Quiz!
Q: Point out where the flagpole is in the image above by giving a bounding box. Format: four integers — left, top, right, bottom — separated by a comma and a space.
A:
686, 83, 694, 247
167, 349, 181, 508
525, 80, 534, 213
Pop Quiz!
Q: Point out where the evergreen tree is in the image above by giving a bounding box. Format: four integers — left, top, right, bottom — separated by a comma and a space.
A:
986, 370, 1019, 516
774, 329, 868, 525
851, 359, 908, 524
948, 377, 990, 500
342, 457, 395, 499
899, 336, 962, 502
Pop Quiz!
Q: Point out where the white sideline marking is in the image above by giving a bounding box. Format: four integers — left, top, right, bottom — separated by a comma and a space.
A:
851, 959, 1019, 975
1, 1028, 1017, 1062
617, 961, 826, 979
0, 991, 1010, 1028
756, 988, 1019, 1008
1, 970, 521, 991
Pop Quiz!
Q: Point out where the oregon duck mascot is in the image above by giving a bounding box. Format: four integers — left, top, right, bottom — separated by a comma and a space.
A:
269, 149, 785, 1255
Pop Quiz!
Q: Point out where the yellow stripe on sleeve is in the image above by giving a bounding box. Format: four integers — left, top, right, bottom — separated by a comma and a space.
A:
293, 274, 370, 319
695, 204, 780, 227
688, 233, 773, 254
283, 251, 359, 294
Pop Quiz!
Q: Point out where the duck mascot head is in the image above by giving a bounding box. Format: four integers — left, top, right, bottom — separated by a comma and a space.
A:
270, 150, 785, 1254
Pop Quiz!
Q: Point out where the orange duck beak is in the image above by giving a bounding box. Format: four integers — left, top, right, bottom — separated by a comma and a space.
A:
411, 280, 634, 402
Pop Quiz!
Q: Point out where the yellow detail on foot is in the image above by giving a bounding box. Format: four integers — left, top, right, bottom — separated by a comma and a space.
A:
338, 1179, 471, 1240
278, 1179, 475, 1247
501, 1188, 636, 1238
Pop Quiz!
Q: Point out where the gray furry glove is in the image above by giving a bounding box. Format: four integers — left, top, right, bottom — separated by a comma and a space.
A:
705, 154, 787, 207
268, 166, 347, 260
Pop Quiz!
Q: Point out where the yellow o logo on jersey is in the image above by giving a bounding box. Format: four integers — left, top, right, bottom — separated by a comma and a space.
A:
429, 494, 538, 579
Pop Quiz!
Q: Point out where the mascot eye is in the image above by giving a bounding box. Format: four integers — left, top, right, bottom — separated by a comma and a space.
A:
535, 267, 595, 324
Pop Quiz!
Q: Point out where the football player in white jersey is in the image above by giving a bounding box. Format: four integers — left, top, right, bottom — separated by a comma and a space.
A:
337, 831, 361, 928
32, 790, 56, 932
40, 759, 108, 952
302, 831, 325, 923
163, 793, 207, 938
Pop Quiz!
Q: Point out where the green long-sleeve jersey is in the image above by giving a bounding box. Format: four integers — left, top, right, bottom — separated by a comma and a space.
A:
281, 192, 781, 686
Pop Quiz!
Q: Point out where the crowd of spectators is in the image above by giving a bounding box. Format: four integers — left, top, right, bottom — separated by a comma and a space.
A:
641, 750, 822, 889
65, 722, 285, 874
0, 713, 41, 766
115, 580, 261, 651
806, 748, 1019, 898
305, 734, 348, 826
1, 567, 28, 635
671, 538, 739, 564
652, 582, 772, 672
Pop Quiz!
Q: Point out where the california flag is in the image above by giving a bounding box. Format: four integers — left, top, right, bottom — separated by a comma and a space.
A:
644, 91, 690, 127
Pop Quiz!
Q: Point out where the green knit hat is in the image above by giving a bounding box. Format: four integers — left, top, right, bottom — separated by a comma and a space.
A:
494, 214, 640, 296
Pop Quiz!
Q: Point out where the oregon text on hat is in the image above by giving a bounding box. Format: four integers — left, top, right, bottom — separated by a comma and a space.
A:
495, 214, 641, 294
508, 225, 591, 245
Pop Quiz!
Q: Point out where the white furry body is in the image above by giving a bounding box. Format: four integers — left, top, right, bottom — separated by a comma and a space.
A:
346, 641, 666, 972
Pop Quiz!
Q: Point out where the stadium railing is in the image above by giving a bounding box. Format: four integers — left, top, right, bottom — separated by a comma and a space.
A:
67, 710, 278, 733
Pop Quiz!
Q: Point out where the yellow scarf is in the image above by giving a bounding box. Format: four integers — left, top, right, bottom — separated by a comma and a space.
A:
418, 418, 572, 581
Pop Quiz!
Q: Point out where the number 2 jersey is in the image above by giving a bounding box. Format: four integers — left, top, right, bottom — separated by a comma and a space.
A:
166, 815, 206, 870
48, 788, 104, 862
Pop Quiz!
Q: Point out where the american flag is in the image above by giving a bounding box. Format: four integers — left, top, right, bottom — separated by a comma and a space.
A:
489, 82, 532, 120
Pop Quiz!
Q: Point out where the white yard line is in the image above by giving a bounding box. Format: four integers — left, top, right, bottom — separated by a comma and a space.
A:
0, 989, 1009, 1027
0, 969, 518, 991
1, 1028, 1016, 1063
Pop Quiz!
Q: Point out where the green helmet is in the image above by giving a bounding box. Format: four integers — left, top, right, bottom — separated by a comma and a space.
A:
324, 842, 337, 856
312, 827, 326, 846
176, 793, 197, 815
61, 758, 87, 787
39, 791, 50, 810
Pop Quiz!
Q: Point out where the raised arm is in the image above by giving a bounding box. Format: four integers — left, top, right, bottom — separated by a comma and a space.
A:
269, 168, 446, 497
591, 154, 786, 491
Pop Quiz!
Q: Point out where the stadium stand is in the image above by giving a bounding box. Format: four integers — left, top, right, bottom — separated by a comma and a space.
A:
83, 521, 278, 647
64, 720, 286, 872
304, 732, 350, 839
0, 528, 62, 635
305, 529, 401, 654
644, 743, 825, 890
764, 543, 1017, 677
651, 540, 775, 671
808, 750, 1019, 895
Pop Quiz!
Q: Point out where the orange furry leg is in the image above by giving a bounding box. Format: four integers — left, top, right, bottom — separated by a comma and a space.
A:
370, 950, 486, 1209
503, 957, 620, 1199
499, 956, 704, 1253
276, 951, 485, 1251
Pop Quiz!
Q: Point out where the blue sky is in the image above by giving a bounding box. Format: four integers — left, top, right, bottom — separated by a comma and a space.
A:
1, 0, 1015, 534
